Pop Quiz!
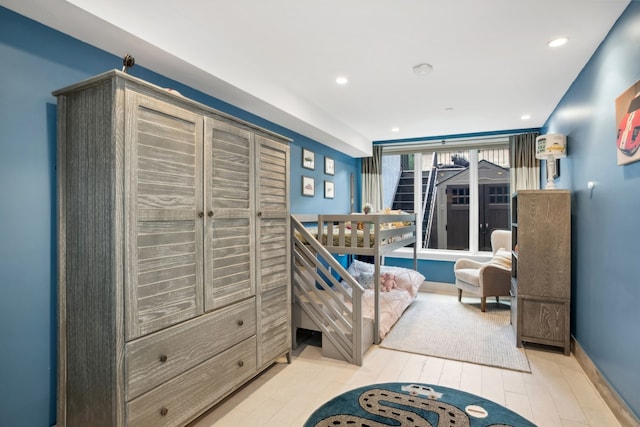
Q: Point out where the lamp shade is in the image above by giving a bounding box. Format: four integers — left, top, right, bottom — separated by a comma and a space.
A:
536, 134, 566, 159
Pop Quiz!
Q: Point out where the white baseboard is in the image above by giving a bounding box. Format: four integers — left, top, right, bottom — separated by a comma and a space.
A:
572, 338, 639, 427
419, 280, 457, 295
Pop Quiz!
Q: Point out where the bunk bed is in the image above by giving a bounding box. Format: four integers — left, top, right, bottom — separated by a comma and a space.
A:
291, 213, 424, 365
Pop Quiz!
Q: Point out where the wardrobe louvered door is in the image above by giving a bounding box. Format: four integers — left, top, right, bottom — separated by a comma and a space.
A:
255, 134, 290, 366
124, 91, 204, 340
204, 117, 255, 311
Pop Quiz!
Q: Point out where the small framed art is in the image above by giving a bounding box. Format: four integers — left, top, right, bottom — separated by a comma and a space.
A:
302, 176, 315, 196
302, 148, 315, 170
324, 157, 335, 175
324, 181, 335, 199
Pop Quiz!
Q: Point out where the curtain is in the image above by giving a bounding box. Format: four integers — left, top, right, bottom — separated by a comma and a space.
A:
510, 132, 540, 191
361, 145, 383, 212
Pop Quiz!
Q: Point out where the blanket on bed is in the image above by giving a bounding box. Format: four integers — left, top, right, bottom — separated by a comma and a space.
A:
343, 260, 425, 339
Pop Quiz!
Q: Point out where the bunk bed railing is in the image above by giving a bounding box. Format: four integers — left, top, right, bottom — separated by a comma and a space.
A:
291, 216, 366, 365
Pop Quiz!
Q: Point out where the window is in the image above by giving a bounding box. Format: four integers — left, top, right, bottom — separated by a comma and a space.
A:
451, 187, 470, 205
382, 143, 510, 253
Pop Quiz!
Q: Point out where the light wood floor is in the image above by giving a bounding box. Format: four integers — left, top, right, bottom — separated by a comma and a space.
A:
193, 303, 620, 426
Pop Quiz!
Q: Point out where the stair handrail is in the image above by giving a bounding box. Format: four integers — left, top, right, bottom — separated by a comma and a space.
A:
422, 155, 438, 248
291, 216, 365, 365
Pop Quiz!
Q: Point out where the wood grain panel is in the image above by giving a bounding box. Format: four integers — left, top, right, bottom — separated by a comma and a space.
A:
127, 337, 257, 427
126, 298, 256, 400
58, 78, 125, 427
255, 135, 290, 367
126, 91, 204, 340
520, 298, 567, 344
260, 286, 289, 366
204, 117, 254, 311
259, 218, 289, 292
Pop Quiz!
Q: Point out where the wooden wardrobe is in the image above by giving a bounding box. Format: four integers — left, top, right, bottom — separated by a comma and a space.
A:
55, 70, 291, 426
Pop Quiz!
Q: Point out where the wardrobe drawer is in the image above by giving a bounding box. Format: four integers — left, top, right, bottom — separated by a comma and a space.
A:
126, 297, 256, 400
127, 336, 257, 427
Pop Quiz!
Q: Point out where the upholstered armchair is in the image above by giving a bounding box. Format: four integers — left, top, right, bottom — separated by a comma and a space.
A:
453, 230, 512, 312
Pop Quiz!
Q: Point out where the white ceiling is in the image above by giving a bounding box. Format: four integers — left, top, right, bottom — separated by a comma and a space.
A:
2, 0, 630, 157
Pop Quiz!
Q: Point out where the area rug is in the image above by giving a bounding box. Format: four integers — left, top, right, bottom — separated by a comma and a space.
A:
304, 382, 536, 426
381, 292, 531, 372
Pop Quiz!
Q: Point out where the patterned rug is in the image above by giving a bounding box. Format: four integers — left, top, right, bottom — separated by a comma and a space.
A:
381, 292, 531, 372
304, 382, 536, 427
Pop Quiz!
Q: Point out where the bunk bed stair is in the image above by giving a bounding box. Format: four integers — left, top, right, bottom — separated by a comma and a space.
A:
292, 298, 374, 362
291, 213, 418, 366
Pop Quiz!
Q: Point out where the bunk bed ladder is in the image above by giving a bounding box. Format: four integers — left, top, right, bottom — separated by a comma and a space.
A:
291, 216, 367, 366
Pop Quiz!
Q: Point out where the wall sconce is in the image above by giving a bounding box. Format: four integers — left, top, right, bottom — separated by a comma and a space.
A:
536, 134, 567, 189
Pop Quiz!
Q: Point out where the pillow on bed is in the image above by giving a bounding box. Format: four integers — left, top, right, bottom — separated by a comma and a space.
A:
390, 270, 423, 297
358, 272, 375, 289
347, 259, 424, 297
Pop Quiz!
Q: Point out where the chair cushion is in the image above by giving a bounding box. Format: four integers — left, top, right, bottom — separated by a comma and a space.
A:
491, 250, 512, 269
454, 268, 480, 287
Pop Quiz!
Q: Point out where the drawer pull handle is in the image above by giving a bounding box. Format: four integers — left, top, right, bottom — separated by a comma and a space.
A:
160, 407, 168, 416
237, 320, 244, 326
159, 354, 168, 363
208, 211, 213, 217
238, 360, 244, 367
198, 212, 204, 218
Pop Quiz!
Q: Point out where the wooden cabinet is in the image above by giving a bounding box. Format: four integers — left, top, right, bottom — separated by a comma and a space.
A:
55, 70, 290, 426
511, 190, 571, 355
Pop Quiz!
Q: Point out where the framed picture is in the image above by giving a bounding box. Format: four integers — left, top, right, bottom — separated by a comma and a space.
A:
324, 180, 335, 199
302, 176, 315, 196
302, 148, 315, 170
324, 157, 335, 175
615, 79, 640, 165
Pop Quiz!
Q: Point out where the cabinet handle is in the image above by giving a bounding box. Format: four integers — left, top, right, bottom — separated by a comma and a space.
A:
198, 212, 204, 218
257, 211, 262, 217
238, 360, 244, 367
159, 354, 168, 363
208, 211, 213, 217
237, 319, 244, 326
160, 407, 168, 416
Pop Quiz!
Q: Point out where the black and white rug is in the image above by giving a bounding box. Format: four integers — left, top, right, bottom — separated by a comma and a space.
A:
304, 382, 536, 427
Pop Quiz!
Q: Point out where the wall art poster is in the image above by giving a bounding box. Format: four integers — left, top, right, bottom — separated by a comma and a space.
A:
302, 176, 315, 196
615, 80, 640, 165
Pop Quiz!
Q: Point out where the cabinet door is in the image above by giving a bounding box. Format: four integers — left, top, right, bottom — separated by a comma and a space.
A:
517, 192, 571, 298
125, 91, 204, 340
255, 134, 290, 365
204, 118, 255, 311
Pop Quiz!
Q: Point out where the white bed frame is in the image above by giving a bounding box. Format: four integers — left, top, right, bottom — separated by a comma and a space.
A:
291, 213, 417, 365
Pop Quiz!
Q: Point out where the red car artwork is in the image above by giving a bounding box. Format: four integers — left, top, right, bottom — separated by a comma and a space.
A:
617, 92, 640, 156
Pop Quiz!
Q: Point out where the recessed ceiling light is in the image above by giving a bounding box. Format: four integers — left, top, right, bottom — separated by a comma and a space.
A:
521, 114, 531, 120
335, 76, 348, 85
413, 63, 433, 75
391, 127, 400, 133
548, 37, 568, 48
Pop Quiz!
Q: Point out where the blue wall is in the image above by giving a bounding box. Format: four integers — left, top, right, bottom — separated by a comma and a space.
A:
0, 7, 359, 426
542, 2, 640, 418
290, 143, 358, 215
